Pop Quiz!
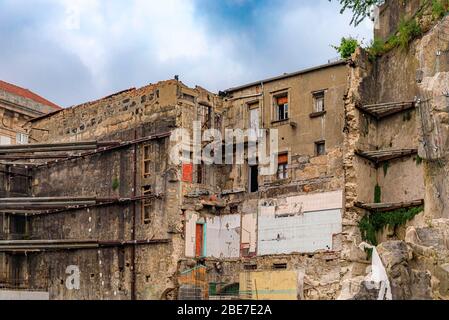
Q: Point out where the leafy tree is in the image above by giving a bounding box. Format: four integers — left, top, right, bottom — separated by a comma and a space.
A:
333, 37, 359, 58
331, 0, 384, 26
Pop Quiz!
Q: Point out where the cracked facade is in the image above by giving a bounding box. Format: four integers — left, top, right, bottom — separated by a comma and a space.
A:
1, 0, 449, 300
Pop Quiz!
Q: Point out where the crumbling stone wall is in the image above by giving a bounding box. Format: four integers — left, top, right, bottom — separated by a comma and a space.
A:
342, 7, 449, 299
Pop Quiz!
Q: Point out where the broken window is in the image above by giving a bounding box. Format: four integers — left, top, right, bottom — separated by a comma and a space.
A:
313, 91, 325, 113
142, 186, 153, 224
142, 144, 152, 178
199, 104, 212, 130
273, 94, 289, 122
315, 141, 326, 156
249, 165, 259, 193
196, 163, 205, 184
277, 153, 289, 180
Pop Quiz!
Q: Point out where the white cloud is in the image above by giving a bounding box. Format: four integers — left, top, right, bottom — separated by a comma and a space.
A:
0, 0, 374, 106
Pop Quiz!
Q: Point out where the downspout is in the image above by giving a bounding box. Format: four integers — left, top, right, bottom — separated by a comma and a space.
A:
256, 81, 264, 256
131, 129, 137, 300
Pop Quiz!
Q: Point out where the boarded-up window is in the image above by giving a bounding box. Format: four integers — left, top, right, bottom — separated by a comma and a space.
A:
182, 163, 193, 182
277, 153, 289, 180
195, 224, 204, 257
313, 91, 325, 112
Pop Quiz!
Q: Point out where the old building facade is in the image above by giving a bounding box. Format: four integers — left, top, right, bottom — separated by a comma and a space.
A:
0, 80, 60, 146
1, 0, 449, 300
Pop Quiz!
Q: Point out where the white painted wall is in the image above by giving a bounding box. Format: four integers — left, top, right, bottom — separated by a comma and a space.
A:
0, 136, 11, 145
258, 191, 343, 255
185, 212, 199, 258
206, 215, 240, 258
185, 212, 241, 258
242, 213, 257, 254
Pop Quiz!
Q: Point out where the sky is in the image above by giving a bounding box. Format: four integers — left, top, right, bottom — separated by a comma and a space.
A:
0, 0, 373, 108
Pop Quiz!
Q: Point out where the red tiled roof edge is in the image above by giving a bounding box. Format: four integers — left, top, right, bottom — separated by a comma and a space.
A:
0, 80, 62, 110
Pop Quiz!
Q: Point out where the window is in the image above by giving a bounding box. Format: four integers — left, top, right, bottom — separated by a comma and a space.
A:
274, 94, 289, 121
143, 145, 152, 178
199, 104, 212, 129
315, 141, 326, 156
196, 163, 205, 184
277, 153, 289, 180
272, 263, 287, 270
313, 91, 325, 113
16, 133, 28, 145
142, 186, 153, 224
249, 165, 259, 193
0, 136, 11, 146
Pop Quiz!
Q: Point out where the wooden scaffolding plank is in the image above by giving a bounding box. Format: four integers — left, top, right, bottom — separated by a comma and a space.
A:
357, 101, 415, 119
354, 199, 424, 213
355, 148, 418, 165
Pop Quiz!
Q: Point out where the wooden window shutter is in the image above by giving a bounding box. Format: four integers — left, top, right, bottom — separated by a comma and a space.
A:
278, 153, 288, 164
277, 96, 288, 105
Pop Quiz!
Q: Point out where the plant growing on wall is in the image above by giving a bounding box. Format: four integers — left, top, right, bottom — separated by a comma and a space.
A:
112, 177, 120, 191
374, 184, 382, 203
359, 206, 424, 246
333, 37, 360, 58
432, 0, 449, 19
383, 161, 390, 177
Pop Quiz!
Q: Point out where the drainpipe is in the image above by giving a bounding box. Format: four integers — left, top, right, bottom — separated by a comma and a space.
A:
131, 129, 137, 300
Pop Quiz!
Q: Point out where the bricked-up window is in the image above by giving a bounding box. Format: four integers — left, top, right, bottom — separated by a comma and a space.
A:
273, 94, 289, 122
277, 153, 289, 180
313, 91, 325, 113
143, 144, 152, 178
199, 104, 212, 130
142, 186, 153, 224
315, 141, 326, 156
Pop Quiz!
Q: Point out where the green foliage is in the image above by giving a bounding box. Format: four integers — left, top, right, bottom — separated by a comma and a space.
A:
333, 37, 360, 58
382, 161, 390, 177
396, 18, 422, 50
374, 184, 382, 203
331, 0, 384, 26
432, 0, 449, 19
112, 177, 120, 191
359, 206, 424, 246
415, 155, 423, 165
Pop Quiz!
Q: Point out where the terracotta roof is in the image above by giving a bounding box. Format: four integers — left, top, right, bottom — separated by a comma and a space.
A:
0, 80, 62, 110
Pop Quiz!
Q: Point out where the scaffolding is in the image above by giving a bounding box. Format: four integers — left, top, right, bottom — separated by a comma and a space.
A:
355, 148, 418, 166
357, 101, 416, 120
0, 239, 170, 252
0, 132, 173, 300
354, 199, 424, 213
